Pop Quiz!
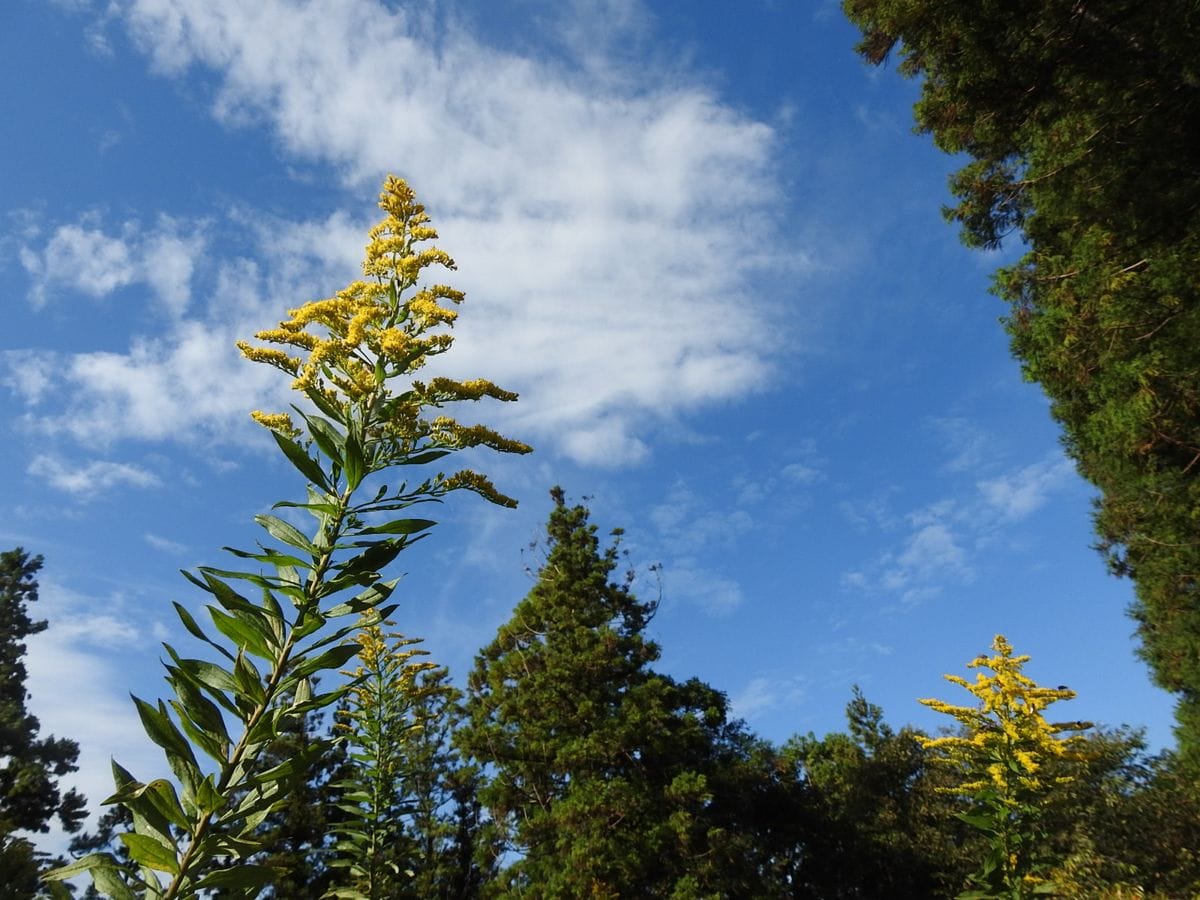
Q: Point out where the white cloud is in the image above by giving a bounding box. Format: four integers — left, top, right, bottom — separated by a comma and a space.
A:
661, 561, 743, 615
0, 350, 58, 406
23, 580, 169, 855
63, 0, 802, 464
20, 215, 205, 316
977, 456, 1075, 521
930, 416, 989, 473
29, 454, 160, 494
895, 522, 970, 581
841, 453, 1078, 605
29, 320, 282, 447
144, 532, 188, 554
730, 674, 808, 720
651, 482, 753, 554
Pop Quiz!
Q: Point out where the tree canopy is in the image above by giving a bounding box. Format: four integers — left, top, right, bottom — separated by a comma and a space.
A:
0, 548, 86, 890
843, 0, 1200, 759
458, 489, 775, 897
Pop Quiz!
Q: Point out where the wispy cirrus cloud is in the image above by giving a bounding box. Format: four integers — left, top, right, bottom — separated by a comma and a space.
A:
730, 674, 808, 720
28, 453, 160, 495
842, 451, 1078, 606
977, 456, 1075, 521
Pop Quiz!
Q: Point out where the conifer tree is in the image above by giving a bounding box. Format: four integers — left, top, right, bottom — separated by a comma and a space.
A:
459, 489, 768, 898
842, 0, 1200, 758
0, 549, 86, 885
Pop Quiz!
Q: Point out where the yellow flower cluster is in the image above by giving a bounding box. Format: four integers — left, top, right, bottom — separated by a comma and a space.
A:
237, 175, 530, 502
238, 176, 488, 411
919, 635, 1090, 801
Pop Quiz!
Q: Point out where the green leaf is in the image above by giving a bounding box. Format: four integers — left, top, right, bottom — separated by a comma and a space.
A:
172, 601, 235, 661
222, 545, 311, 570
192, 864, 275, 892
304, 412, 347, 466
344, 428, 365, 490
272, 429, 332, 490
44, 854, 143, 899
397, 448, 451, 466
232, 652, 267, 706
194, 774, 225, 817
135, 778, 192, 832
171, 654, 239, 698
273, 498, 341, 517
957, 811, 1000, 833
119, 832, 180, 875
325, 580, 398, 617
167, 687, 230, 764
357, 517, 437, 536
333, 539, 405, 582
209, 606, 276, 660
255, 514, 318, 554
288, 643, 363, 681
132, 697, 199, 770
305, 393, 346, 429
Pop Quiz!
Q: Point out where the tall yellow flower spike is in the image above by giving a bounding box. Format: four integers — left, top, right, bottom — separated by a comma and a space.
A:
918, 635, 1093, 897
238, 176, 531, 506
918, 635, 1090, 800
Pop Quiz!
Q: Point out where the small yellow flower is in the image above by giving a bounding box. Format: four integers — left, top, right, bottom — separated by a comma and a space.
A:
249, 410, 301, 438
237, 175, 530, 504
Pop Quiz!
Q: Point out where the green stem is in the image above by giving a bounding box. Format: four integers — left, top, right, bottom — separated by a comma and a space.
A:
161, 486, 354, 899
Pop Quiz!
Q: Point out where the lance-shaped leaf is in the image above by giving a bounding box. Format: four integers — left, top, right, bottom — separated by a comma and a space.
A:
357, 517, 437, 536
191, 864, 276, 893
208, 606, 277, 661
254, 514, 318, 555
120, 832, 181, 876
325, 580, 398, 618
43, 854, 141, 900
172, 601, 235, 662
133, 697, 202, 776
302, 410, 347, 467
272, 428, 332, 491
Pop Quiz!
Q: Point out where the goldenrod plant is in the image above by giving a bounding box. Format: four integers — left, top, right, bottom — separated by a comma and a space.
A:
327, 624, 433, 900
46, 177, 530, 898
919, 636, 1091, 899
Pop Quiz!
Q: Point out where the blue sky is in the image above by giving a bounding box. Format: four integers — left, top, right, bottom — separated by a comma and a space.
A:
3, 0, 1178, 850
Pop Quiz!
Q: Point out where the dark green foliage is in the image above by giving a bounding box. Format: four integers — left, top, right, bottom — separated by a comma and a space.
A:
388, 666, 490, 900
843, 0, 1200, 757
0, 548, 86, 890
458, 489, 773, 898
235, 702, 348, 899
1047, 739, 1200, 897
783, 689, 973, 898
325, 635, 488, 900
0, 549, 86, 840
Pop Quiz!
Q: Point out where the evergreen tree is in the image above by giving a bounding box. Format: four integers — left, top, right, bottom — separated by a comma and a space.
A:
394, 665, 490, 900
842, 0, 1200, 759
459, 489, 772, 898
783, 688, 971, 898
0, 549, 86, 886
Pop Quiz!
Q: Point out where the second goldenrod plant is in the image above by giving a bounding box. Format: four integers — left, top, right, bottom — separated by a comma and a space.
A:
920, 635, 1091, 899
46, 177, 530, 898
